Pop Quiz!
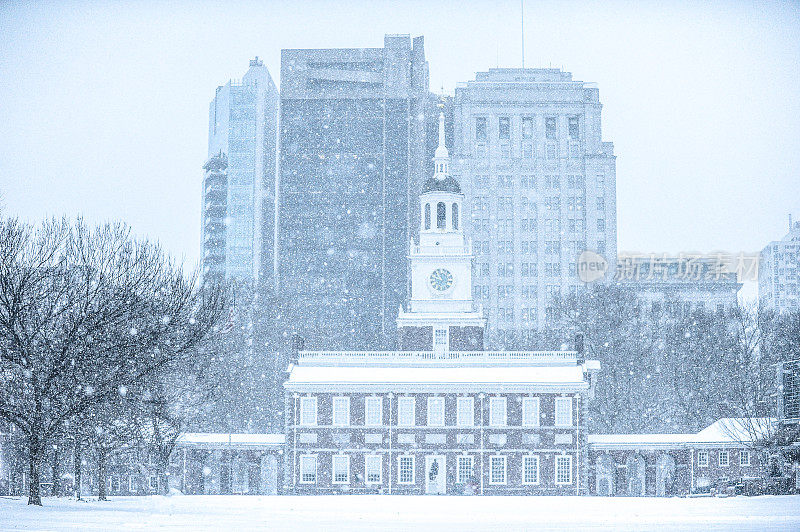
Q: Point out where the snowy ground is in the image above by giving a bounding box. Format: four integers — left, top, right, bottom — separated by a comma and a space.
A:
1, 494, 799, 531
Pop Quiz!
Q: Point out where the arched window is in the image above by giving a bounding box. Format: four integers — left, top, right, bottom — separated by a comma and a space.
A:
452, 203, 459, 230
424, 203, 431, 230
437, 202, 446, 229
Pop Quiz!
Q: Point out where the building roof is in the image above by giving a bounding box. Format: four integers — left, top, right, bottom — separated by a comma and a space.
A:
422, 176, 461, 194
175, 433, 285, 449
588, 418, 775, 451
285, 364, 591, 392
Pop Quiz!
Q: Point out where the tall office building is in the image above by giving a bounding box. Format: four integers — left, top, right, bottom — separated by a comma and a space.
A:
202, 57, 279, 286
759, 218, 800, 313
452, 68, 617, 346
279, 35, 430, 349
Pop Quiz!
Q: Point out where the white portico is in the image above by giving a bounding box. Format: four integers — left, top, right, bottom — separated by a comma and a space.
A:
397, 106, 485, 352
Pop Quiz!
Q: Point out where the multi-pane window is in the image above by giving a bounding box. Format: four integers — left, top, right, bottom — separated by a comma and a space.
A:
489, 397, 507, 426
523, 455, 540, 484
427, 397, 445, 427
555, 455, 573, 484
597, 219, 606, 232
475, 117, 487, 141
457, 397, 474, 427
522, 116, 534, 139
365, 455, 382, 484
497, 263, 514, 277
499, 117, 511, 139
568, 116, 579, 140
299, 455, 317, 483
718, 450, 729, 467
332, 396, 350, 426
520, 176, 536, 189
332, 455, 350, 484
149, 476, 158, 491
555, 397, 572, 427
490, 455, 507, 484
697, 450, 709, 467
597, 197, 605, 210
522, 397, 540, 427
497, 285, 514, 298
740, 450, 751, 467
398, 456, 415, 484
545, 175, 560, 189
398, 397, 415, 426
457, 455, 474, 484
365, 397, 382, 426
497, 175, 513, 188
545, 117, 557, 139
299, 396, 317, 426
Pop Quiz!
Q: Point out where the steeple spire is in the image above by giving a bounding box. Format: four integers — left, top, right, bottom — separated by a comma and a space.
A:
433, 101, 449, 179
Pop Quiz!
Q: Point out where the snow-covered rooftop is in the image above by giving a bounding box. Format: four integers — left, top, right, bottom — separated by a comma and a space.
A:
296, 350, 579, 367
588, 418, 776, 450
175, 433, 285, 449
285, 365, 592, 392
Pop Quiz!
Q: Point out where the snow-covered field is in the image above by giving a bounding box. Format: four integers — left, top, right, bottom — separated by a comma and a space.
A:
2, 494, 799, 531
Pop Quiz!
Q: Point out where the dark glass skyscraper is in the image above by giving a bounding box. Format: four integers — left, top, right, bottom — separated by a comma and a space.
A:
279, 35, 429, 349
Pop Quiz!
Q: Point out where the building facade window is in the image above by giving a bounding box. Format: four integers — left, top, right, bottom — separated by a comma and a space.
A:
452, 203, 459, 230
489, 397, 507, 426
332, 396, 350, 426
332, 455, 350, 484
522, 116, 534, 139
490, 455, 507, 485
697, 450, 709, 468
365, 455, 382, 484
545, 117, 557, 140
398, 397, 415, 426
740, 450, 751, 467
555, 455, 573, 484
522, 397, 540, 427
424, 203, 431, 230
498, 117, 510, 140
457, 455, 474, 484
398, 456, 415, 484
300, 455, 317, 484
299, 396, 318, 426
555, 397, 572, 427
457, 397, 474, 427
523, 455, 540, 484
718, 450, 729, 467
365, 397, 382, 426
427, 397, 445, 427
475, 117, 487, 141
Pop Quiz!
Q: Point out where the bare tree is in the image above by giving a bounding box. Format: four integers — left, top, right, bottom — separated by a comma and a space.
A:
0, 217, 224, 505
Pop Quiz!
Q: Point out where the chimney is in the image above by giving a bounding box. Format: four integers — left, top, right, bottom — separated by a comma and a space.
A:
289, 334, 305, 365
575, 334, 585, 364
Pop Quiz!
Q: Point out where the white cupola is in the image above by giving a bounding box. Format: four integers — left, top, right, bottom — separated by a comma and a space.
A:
419, 106, 463, 249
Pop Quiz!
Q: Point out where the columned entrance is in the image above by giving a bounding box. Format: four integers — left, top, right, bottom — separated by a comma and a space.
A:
425, 455, 446, 494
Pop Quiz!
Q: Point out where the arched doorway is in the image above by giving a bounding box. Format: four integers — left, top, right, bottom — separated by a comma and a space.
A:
656, 454, 676, 497
626, 455, 646, 496
595, 454, 615, 496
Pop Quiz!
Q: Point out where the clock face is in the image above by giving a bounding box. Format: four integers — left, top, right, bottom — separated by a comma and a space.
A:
429, 268, 454, 292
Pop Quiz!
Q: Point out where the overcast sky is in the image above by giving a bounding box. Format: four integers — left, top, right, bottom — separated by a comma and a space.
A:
1, 0, 798, 297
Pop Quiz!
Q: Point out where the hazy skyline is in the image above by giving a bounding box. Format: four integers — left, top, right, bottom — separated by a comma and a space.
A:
1, 0, 799, 299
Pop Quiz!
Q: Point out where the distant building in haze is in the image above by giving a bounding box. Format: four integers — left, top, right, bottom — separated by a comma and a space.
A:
202, 57, 279, 286
759, 218, 800, 313
452, 68, 617, 347
278, 35, 430, 350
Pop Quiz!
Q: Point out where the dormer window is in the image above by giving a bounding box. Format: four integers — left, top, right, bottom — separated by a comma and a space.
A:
424, 203, 431, 230
437, 202, 446, 229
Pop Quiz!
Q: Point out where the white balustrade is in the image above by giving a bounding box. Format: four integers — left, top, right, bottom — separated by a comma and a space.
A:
296, 350, 577, 367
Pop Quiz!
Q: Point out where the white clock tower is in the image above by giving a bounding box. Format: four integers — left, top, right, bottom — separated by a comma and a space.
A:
397, 106, 486, 353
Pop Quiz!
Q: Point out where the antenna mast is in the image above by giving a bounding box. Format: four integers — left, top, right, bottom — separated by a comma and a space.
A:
521, 0, 525, 68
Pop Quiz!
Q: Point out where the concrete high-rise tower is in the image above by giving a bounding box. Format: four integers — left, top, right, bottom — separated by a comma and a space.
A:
278, 35, 429, 349
760, 218, 800, 313
452, 68, 617, 347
